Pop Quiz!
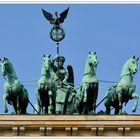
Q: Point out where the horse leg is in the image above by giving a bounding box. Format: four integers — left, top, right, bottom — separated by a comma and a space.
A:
104, 88, 111, 114
83, 87, 87, 103
22, 90, 29, 114
104, 100, 111, 114
20, 105, 27, 114
51, 94, 55, 114
50, 86, 56, 114
48, 90, 53, 114
92, 96, 96, 114
44, 105, 48, 114
39, 97, 43, 114
11, 102, 17, 114
82, 87, 88, 114
131, 93, 139, 112
16, 96, 21, 114
116, 87, 123, 114
41, 106, 44, 114
3, 92, 9, 113
21, 98, 28, 114
114, 105, 119, 114
93, 83, 98, 114
73, 97, 80, 114
82, 102, 88, 114
21, 108, 27, 114
36, 91, 42, 114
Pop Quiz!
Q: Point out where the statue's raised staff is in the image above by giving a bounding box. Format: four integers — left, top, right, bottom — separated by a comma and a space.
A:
35, 54, 56, 114
41, 7, 75, 114
73, 52, 99, 114
104, 56, 139, 114
0, 57, 29, 114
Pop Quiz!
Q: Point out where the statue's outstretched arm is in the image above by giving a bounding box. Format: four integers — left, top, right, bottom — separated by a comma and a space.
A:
51, 55, 59, 72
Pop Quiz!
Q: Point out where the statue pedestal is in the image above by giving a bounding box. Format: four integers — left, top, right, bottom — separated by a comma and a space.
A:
0, 115, 140, 136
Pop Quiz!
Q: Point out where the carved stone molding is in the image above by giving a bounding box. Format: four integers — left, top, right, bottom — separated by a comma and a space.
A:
65, 127, 71, 136
91, 127, 97, 136
12, 127, 18, 136
46, 127, 52, 136
0, 115, 140, 136
72, 127, 78, 136
19, 127, 25, 136
98, 127, 104, 136
39, 127, 45, 136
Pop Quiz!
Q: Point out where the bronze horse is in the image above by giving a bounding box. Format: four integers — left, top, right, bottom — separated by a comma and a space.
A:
104, 56, 139, 114
73, 52, 99, 114
0, 57, 29, 114
36, 55, 56, 114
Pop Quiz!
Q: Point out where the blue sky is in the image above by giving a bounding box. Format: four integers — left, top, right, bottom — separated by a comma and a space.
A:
0, 4, 140, 114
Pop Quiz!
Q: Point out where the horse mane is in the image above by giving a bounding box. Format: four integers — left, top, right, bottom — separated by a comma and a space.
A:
41, 60, 46, 75
41, 55, 51, 77
84, 54, 96, 76
6, 60, 17, 79
120, 58, 132, 78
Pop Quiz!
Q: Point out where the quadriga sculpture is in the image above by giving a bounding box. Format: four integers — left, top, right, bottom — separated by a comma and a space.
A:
36, 54, 56, 114
0, 57, 29, 114
104, 56, 139, 114
73, 52, 99, 114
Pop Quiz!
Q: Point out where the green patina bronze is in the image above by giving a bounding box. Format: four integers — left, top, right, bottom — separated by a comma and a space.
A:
42, 7, 69, 43
104, 56, 139, 114
73, 52, 99, 114
51, 54, 75, 114
0, 8, 139, 115
40, 8, 75, 114
35, 54, 56, 114
0, 57, 29, 114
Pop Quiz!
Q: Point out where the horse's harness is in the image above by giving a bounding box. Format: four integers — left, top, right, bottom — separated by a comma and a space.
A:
3, 70, 19, 98
2, 63, 40, 114
3, 70, 17, 81
120, 72, 133, 80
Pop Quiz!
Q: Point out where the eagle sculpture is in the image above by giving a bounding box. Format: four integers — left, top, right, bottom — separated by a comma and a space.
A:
42, 7, 69, 26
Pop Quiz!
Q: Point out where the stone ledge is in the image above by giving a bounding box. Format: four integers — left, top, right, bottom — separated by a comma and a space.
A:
0, 115, 139, 136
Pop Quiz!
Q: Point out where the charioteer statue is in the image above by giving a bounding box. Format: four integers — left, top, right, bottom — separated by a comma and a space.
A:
50, 54, 74, 114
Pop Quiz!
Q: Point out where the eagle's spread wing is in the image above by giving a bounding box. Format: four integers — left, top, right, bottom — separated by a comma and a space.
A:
42, 9, 55, 24
59, 7, 69, 23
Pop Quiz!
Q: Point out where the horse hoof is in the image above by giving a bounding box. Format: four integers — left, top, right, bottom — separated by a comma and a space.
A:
11, 112, 16, 114
132, 109, 136, 112
4, 108, 8, 113
73, 113, 79, 115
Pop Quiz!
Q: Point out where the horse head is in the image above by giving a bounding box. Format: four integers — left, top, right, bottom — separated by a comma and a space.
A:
43, 54, 52, 74
88, 51, 98, 68
0, 57, 10, 76
128, 56, 139, 75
